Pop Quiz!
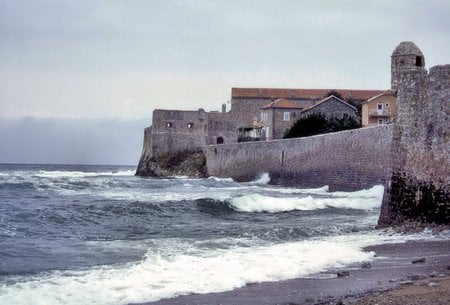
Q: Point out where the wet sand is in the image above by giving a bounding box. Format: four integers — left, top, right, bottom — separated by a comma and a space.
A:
134, 239, 450, 305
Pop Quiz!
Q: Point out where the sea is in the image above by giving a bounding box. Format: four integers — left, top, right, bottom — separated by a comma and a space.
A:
0, 164, 445, 305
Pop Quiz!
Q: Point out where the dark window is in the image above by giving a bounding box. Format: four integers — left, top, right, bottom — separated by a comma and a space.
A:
187, 123, 194, 129
166, 122, 173, 128
216, 137, 224, 144
416, 56, 422, 67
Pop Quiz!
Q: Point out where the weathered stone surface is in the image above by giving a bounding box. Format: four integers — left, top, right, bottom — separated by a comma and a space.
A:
205, 125, 393, 191
378, 42, 449, 227
412, 258, 426, 264
136, 150, 207, 178
337, 271, 350, 278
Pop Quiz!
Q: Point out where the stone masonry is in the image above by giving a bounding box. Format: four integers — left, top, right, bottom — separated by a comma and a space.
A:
378, 42, 449, 226
204, 125, 393, 191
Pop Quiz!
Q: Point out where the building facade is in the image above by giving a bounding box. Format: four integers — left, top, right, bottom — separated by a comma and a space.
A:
147, 88, 384, 157
361, 91, 398, 126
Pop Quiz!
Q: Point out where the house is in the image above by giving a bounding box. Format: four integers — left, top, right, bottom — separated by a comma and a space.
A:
146, 88, 385, 158
361, 90, 397, 126
259, 98, 311, 140
260, 95, 360, 140
300, 95, 359, 121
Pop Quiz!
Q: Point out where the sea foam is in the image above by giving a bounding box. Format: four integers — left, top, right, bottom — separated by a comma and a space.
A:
229, 185, 384, 213
0, 235, 377, 305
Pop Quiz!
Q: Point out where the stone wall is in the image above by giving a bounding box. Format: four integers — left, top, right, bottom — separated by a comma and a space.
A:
150, 109, 208, 157
204, 125, 393, 191
378, 63, 450, 226
378, 41, 449, 227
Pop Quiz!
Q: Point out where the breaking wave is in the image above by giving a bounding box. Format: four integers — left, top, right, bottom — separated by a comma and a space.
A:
247, 172, 271, 185
226, 185, 384, 213
0, 236, 376, 305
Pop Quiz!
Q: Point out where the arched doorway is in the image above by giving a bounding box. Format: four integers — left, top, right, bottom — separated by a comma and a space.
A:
216, 136, 224, 144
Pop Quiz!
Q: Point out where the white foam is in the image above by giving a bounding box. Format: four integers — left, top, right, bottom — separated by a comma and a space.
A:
330, 185, 384, 199
268, 185, 330, 195
230, 191, 382, 213
0, 236, 376, 305
247, 172, 271, 185
208, 176, 235, 182
33, 170, 135, 178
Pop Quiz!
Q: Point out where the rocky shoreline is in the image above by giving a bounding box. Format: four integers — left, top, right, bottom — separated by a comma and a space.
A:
135, 150, 207, 178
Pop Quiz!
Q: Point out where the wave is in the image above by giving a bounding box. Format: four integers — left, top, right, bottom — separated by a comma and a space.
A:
228, 185, 384, 213
33, 169, 135, 178
0, 235, 377, 305
247, 172, 271, 185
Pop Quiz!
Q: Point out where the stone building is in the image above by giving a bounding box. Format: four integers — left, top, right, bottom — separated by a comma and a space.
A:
145, 87, 384, 158
361, 90, 398, 126
300, 95, 359, 119
379, 41, 449, 226
260, 95, 359, 140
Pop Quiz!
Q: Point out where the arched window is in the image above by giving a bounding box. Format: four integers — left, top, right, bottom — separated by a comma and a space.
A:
216, 137, 224, 144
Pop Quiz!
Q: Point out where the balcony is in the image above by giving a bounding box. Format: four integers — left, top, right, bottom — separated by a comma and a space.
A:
369, 109, 392, 117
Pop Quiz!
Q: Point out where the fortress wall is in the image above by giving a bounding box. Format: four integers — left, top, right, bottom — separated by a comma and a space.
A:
204, 125, 393, 191
379, 64, 450, 226
150, 109, 208, 157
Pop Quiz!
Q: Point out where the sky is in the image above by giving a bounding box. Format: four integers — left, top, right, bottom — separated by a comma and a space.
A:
0, 0, 449, 165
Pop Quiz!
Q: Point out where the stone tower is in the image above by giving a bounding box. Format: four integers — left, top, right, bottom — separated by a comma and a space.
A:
378, 41, 450, 227
391, 41, 426, 90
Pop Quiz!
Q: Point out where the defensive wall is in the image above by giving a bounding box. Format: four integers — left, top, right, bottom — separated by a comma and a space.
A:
204, 124, 393, 191
378, 42, 449, 226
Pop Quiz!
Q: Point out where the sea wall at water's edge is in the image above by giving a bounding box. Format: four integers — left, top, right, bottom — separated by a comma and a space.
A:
204, 125, 393, 191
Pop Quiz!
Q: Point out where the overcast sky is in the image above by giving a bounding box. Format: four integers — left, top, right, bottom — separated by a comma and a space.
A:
0, 0, 449, 165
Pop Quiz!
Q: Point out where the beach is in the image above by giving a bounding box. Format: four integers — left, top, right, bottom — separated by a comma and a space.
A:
137, 238, 450, 305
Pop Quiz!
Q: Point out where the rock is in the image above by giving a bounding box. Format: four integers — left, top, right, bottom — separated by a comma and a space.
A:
411, 258, 426, 264
335, 299, 344, 305
337, 271, 350, 278
447, 266, 450, 270
136, 150, 207, 178
408, 274, 427, 281
428, 282, 439, 287
389, 279, 397, 283
430, 271, 439, 277
400, 280, 413, 285
361, 262, 372, 269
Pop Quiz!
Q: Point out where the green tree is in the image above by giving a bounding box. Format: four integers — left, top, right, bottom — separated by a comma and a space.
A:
283, 113, 329, 138
284, 113, 361, 139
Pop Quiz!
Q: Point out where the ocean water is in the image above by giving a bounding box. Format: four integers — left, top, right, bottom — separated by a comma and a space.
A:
0, 164, 438, 305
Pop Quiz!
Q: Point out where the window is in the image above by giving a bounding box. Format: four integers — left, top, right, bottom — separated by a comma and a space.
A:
343, 113, 349, 119
187, 123, 194, 129
261, 112, 268, 122
283, 112, 290, 121
166, 122, 173, 128
378, 119, 384, 125
416, 56, 422, 67
377, 104, 383, 110
385, 103, 390, 108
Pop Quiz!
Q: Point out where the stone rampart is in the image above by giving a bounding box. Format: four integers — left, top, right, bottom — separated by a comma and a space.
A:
204, 125, 393, 191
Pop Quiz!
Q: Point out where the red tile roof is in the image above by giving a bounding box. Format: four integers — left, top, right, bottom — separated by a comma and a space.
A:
231, 87, 385, 101
362, 90, 397, 104
261, 98, 304, 109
